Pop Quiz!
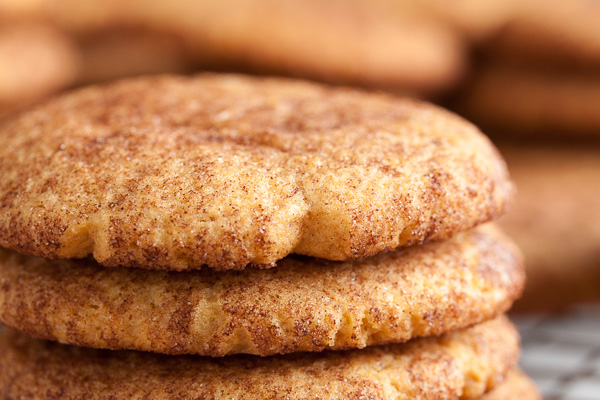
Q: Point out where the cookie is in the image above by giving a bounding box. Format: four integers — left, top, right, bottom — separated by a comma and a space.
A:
0, 316, 519, 399
0, 0, 467, 96
0, 0, 134, 33
0, 23, 79, 118
480, 370, 540, 400
142, 0, 468, 96
399, 0, 519, 43
0, 74, 513, 271
0, 224, 523, 356
488, 0, 600, 69
457, 63, 600, 139
0, 0, 47, 22
498, 145, 600, 312
75, 27, 194, 85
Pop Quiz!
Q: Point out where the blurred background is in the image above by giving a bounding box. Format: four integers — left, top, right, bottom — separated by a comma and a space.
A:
1, 1, 599, 398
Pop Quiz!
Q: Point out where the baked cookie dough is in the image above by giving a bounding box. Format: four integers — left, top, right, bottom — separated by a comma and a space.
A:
499, 145, 600, 312
0, 23, 78, 118
457, 63, 600, 139
0, 74, 513, 270
0, 225, 523, 356
0, 317, 519, 399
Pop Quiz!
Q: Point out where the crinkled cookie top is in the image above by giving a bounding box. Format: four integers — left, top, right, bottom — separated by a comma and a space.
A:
0, 225, 524, 356
0, 74, 513, 270
0, 317, 519, 400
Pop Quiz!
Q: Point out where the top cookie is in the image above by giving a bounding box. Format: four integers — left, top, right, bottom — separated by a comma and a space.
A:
0, 74, 513, 270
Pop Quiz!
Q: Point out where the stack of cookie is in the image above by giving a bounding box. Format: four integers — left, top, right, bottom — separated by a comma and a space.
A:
456, 0, 600, 140
0, 74, 538, 399
447, 0, 600, 313
498, 145, 600, 312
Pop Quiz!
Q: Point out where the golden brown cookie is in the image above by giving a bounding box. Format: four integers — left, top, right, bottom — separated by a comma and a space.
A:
480, 370, 541, 400
0, 0, 467, 96
0, 317, 519, 399
0, 225, 523, 356
0, 0, 46, 22
0, 0, 135, 33
0, 74, 513, 271
498, 145, 600, 312
75, 27, 195, 85
457, 63, 600, 139
488, 0, 600, 69
0, 23, 78, 118
141, 0, 467, 96
393, 0, 519, 43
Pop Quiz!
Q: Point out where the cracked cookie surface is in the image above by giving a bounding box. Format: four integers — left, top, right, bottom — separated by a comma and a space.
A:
0, 225, 523, 356
0, 74, 513, 270
0, 317, 519, 400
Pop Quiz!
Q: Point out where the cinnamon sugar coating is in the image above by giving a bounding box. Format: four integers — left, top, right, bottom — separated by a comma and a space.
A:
0, 317, 519, 399
0, 74, 513, 270
0, 225, 523, 356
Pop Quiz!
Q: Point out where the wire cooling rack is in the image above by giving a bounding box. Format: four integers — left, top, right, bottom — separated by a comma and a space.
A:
512, 304, 600, 400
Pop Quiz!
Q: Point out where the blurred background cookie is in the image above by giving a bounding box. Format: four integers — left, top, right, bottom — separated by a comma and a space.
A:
498, 145, 600, 312
456, 63, 600, 140
389, 0, 519, 43
74, 27, 194, 84
113, 0, 468, 97
0, 23, 78, 118
1, 0, 469, 98
487, 0, 600, 69
450, 0, 600, 140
